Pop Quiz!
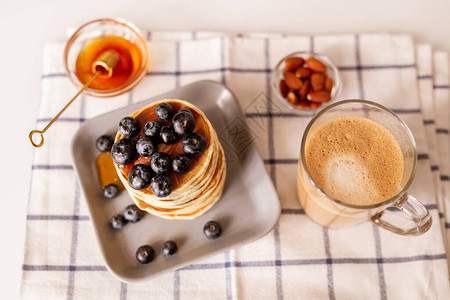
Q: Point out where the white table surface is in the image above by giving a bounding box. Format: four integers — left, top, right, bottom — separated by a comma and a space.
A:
1, 0, 449, 298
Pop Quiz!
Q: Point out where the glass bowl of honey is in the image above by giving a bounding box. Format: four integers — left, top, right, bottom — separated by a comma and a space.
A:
64, 18, 149, 97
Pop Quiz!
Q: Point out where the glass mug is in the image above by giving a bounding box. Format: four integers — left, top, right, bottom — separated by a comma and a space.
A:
297, 100, 432, 236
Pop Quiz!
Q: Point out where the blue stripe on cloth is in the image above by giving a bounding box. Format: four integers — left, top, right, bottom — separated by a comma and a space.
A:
32, 165, 73, 170
264, 159, 298, 164
27, 215, 89, 221
433, 85, 450, 89
23, 265, 107, 271
244, 108, 421, 119
40, 63, 419, 79
22, 253, 447, 272
355, 34, 365, 100
440, 175, 450, 181
323, 228, 336, 300
373, 226, 387, 300
37, 117, 86, 123
417, 75, 433, 80
355, 34, 387, 300
436, 128, 449, 134
220, 37, 226, 85
423, 119, 435, 125
225, 251, 232, 300
120, 282, 127, 300
24, 204, 437, 223
66, 97, 86, 300
175, 41, 181, 88
265, 37, 283, 300
417, 154, 430, 160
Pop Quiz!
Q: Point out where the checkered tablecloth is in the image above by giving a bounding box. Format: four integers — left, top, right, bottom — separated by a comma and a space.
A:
21, 30, 450, 299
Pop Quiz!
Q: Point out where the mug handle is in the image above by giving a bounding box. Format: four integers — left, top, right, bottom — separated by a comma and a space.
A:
371, 193, 432, 236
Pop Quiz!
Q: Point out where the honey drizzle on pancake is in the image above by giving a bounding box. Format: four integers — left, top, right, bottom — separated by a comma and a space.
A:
96, 152, 124, 189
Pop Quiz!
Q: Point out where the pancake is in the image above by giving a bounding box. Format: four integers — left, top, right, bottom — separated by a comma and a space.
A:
113, 99, 226, 219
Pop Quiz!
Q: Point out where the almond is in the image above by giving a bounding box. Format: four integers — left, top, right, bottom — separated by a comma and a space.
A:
306, 57, 327, 73
307, 91, 331, 103
325, 77, 334, 92
283, 71, 302, 90
287, 91, 298, 104
295, 67, 312, 78
298, 79, 310, 100
311, 73, 325, 91
295, 100, 310, 109
285, 57, 305, 72
309, 101, 322, 109
279, 79, 288, 97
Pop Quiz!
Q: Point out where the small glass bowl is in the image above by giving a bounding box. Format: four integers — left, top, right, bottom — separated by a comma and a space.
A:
64, 18, 149, 98
271, 51, 341, 114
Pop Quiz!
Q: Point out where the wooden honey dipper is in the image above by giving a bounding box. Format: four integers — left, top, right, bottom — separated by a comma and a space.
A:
29, 50, 120, 147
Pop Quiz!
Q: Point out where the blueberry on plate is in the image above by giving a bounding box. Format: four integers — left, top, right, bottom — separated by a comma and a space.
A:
111, 138, 137, 165
136, 137, 158, 157
136, 245, 155, 264
103, 184, 119, 199
160, 126, 179, 145
128, 164, 153, 190
172, 154, 192, 174
155, 103, 174, 121
96, 135, 114, 152
203, 220, 222, 239
143, 121, 162, 138
110, 214, 127, 229
172, 110, 196, 136
182, 133, 207, 155
150, 174, 173, 197
118, 116, 141, 138
161, 240, 178, 256
150, 152, 172, 174
123, 204, 145, 223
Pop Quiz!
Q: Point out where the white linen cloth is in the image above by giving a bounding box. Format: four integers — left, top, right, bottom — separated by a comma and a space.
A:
21, 31, 450, 299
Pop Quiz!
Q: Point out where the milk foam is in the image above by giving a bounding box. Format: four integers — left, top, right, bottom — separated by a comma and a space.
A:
323, 154, 379, 205
305, 116, 404, 206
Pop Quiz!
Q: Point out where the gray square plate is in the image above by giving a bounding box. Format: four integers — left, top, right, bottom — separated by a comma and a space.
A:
71, 80, 280, 282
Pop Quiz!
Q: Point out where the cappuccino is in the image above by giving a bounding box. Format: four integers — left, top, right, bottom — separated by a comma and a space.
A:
298, 116, 404, 227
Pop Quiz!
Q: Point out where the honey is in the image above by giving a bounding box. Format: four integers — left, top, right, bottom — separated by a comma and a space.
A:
75, 36, 144, 91
96, 152, 124, 190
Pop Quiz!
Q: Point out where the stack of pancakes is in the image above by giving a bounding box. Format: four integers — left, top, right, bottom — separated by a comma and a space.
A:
113, 99, 226, 219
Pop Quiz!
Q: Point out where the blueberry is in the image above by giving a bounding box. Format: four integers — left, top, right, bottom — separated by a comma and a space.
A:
143, 121, 162, 138
172, 154, 192, 174
111, 138, 137, 165
110, 214, 127, 229
128, 164, 153, 190
155, 103, 174, 121
150, 174, 173, 197
160, 126, 179, 145
178, 108, 193, 116
103, 184, 119, 199
96, 135, 114, 152
136, 137, 158, 157
136, 245, 155, 264
150, 152, 172, 174
182, 133, 207, 155
123, 204, 145, 223
161, 240, 178, 256
173, 111, 196, 136
203, 221, 222, 240
118, 116, 141, 138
